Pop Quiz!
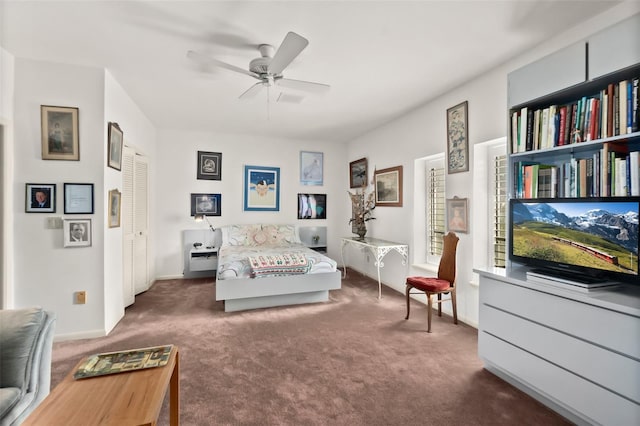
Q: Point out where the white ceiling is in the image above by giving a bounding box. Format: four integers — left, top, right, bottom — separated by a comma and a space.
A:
0, 1, 621, 143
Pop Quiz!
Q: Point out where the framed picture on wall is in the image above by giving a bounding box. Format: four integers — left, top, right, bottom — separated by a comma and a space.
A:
374, 165, 403, 207
63, 218, 92, 248
190, 193, 221, 216
300, 151, 323, 185
108, 189, 122, 228
446, 101, 469, 174
107, 122, 123, 171
446, 197, 469, 233
197, 151, 222, 180
41, 105, 79, 161
64, 183, 94, 214
297, 193, 327, 219
25, 183, 56, 213
349, 157, 367, 188
243, 165, 280, 211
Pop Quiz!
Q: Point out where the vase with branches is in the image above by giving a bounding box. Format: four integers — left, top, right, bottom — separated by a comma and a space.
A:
348, 184, 375, 239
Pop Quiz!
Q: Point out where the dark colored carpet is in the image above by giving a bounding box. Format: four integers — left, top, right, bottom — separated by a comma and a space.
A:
51, 270, 571, 425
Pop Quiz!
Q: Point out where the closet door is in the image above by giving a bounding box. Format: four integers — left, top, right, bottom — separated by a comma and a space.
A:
122, 147, 135, 307
133, 155, 149, 294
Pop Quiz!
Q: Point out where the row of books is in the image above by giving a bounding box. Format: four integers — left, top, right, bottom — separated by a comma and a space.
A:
514, 146, 640, 199
511, 76, 640, 154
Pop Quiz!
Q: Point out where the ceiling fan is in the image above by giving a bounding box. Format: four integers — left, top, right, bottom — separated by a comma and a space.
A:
187, 32, 330, 102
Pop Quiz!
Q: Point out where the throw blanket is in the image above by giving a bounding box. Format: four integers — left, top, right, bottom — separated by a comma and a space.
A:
248, 253, 311, 278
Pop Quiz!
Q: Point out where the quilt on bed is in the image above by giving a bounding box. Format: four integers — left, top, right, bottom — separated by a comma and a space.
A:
217, 244, 337, 279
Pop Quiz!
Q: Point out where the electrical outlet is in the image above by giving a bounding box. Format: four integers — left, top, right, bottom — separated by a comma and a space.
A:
75, 291, 86, 304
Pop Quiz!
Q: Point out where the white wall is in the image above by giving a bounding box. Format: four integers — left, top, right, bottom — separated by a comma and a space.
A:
345, 2, 640, 328
103, 71, 157, 332
154, 129, 347, 279
13, 58, 106, 337
1, 47, 15, 308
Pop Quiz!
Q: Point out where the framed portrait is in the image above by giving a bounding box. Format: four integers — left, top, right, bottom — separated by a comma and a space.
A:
107, 122, 123, 171
190, 193, 222, 216
41, 105, 79, 161
300, 151, 323, 185
297, 193, 326, 219
25, 183, 56, 213
63, 218, 92, 248
374, 165, 403, 207
446, 197, 469, 233
446, 101, 469, 174
244, 165, 280, 211
108, 189, 122, 228
64, 183, 94, 214
197, 151, 222, 180
349, 157, 367, 188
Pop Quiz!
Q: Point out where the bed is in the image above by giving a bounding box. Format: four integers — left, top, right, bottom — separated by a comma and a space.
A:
216, 224, 341, 312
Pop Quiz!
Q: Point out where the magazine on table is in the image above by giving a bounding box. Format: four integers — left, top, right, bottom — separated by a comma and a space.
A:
73, 344, 173, 379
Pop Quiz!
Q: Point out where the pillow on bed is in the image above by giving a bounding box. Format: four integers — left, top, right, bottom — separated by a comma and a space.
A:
221, 224, 302, 247
248, 253, 311, 277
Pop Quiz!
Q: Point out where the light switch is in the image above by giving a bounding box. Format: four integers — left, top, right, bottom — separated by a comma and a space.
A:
47, 217, 63, 229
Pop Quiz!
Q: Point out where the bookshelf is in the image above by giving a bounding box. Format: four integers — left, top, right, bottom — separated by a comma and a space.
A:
478, 12, 640, 426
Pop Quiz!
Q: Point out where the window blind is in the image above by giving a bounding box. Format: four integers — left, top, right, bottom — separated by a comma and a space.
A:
427, 166, 446, 256
493, 154, 507, 268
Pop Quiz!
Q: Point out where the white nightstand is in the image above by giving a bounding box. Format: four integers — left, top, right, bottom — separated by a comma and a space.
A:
189, 247, 217, 272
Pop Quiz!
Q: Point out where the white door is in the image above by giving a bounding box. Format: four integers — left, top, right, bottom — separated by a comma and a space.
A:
122, 147, 150, 305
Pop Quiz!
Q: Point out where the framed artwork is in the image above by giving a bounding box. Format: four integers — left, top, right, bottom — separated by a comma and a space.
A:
25, 183, 56, 213
300, 151, 323, 185
63, 218, 92, 248
297, 193, 326, 219
197, 151, 222, 180
107, 122, 123, 171
349, 158, 367, 188
190, 193, 222, 216
244, 165, 280, 211
64, 183, 94, 214
41, 105, 79, 161
374, 165, 403, 207
108, 189, 122, 228
446, 101, 469, 174
446, 197, 469, 233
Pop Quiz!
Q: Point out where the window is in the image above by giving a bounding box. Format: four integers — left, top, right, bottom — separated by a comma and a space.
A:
426, 158, 445, 259
493, 153, 507, 268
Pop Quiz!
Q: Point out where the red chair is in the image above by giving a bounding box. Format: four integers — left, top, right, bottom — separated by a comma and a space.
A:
405, 232, 459, 332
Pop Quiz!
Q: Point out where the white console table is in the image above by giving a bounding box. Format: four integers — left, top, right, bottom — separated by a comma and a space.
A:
340, 237, 409, 299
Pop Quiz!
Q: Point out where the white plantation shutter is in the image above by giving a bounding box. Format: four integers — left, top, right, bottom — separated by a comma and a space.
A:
427, 166, 446, 256
493, 154, 507, 268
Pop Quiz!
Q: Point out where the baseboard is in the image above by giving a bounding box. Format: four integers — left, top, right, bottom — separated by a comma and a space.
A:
54, 329, 105, 342
155, 274, 187, 281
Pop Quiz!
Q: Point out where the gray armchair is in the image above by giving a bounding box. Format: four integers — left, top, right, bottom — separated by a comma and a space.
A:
0, 307, 56, 426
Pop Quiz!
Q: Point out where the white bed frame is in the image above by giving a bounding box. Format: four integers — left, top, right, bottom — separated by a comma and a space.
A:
216, 271, 341, 312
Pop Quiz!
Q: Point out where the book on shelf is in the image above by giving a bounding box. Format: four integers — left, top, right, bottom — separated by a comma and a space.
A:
632, 77, 639, 133
620, 80, 628, 135
630, 151, 640, 196
73, 344, 173, 380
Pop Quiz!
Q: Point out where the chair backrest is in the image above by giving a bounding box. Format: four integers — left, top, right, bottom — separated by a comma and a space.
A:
437, 232, 459, 285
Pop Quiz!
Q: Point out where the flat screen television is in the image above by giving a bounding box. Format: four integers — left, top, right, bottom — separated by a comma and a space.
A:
298, 193, 326, 219
509, 197, 639, 285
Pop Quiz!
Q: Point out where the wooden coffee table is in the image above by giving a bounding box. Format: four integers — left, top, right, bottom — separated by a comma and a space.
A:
23, 346, 179, 425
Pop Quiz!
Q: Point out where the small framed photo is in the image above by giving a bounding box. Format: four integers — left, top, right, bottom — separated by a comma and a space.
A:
300, 151, 323, 185
64, 183, 94, 214
244, 165, 280, 212
446, 101, 469, 174
108, 189, 122, 228
298, 193, 327, 219
107, 122, 123, 171
197, 151, 222, 180
191, 193, 221, 216
349, 158, 367, 188
41, 105, 79, 161
25, 183, 56, 213
63, 218, 92, 248
374, 165, 403, 207
446, 197, 469, 233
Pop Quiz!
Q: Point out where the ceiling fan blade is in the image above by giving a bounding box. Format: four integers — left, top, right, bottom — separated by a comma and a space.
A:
239, 82, 265, 99
277, 78, 330, 93
186, 50, 260, 79
268, 32, 309, 75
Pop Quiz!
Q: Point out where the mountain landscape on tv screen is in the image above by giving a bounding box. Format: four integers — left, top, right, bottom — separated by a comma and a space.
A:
512, 202, 639, 274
